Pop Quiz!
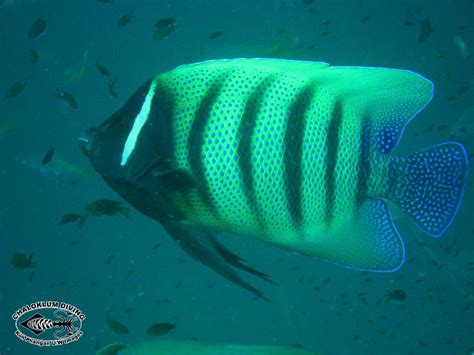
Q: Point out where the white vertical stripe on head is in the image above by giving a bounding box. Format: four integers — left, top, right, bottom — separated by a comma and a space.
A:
120, 81, 157, 167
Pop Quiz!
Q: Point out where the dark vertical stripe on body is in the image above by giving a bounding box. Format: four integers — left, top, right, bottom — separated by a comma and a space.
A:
284, 84, 314, 232
237, 75, 276, 232
187, 71, 231, 218
355, 117, 371, 207
324, 100, 344, 226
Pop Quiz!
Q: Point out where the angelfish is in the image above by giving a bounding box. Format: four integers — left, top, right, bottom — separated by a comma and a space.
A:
79, 59, 468, 298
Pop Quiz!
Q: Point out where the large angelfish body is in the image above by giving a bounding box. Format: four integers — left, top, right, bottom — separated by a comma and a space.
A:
80, 59, 467, 299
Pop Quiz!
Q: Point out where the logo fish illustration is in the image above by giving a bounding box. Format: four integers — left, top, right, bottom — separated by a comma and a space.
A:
20, 310, 79, 338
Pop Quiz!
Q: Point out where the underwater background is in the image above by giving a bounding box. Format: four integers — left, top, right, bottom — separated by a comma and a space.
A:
0, 0, 473, 354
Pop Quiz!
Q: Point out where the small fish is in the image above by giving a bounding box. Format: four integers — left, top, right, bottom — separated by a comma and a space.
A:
155, 297, 170, 304
457, 84, 471, 96
64, 50, 88, 82
422, 123, 435, 133
107, 79, 118, 98
146, 322, 175, 336
155, 17, 176, 28
418, 340, 428, 347
403, 8, 415, 26
58, 213, 86, 228
22, 154, 93, 185
276, 28, 290, 36
5, 79, 28, 98
450, 105, 474, 143
386, 289, 407, 301
417, 17, 432, 44
320, 20, 330, 27
153, 17, 176, 40
435, 50, 447, 60
96, 59, 111, 77
28, 16, 47, 39
10, 253, 35, 270
55, 89, 78, 109
84, 199, 131, 217
361, 15, 370, 23
0, 114, 16, 137
105, 314, 129, 334
42, 148, 55, 165
96, 343, 128, 355
208, 31, 224, 39
117, 13, 134, 28
453, 35, 469, 58
30, 49, 39, 64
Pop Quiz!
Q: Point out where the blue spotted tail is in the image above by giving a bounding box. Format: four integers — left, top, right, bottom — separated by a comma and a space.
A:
388, 142, 468, 237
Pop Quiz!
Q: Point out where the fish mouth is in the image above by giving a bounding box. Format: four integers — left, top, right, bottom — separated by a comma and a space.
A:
78, 128, 99, 156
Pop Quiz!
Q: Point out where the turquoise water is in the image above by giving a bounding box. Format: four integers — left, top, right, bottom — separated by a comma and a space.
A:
1, 1, 473, 354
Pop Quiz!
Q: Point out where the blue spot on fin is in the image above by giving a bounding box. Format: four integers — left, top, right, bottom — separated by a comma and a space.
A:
377, 125, 400, 154
388, 142, 468, 237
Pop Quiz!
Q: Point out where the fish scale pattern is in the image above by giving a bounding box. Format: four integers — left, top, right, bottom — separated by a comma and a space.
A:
139, 58, 464, 271
157, 60, 358, 243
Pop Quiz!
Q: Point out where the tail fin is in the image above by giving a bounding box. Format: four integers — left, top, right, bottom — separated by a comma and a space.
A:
388, 142, 468, 237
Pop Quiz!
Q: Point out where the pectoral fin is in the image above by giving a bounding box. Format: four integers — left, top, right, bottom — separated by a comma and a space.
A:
161, 222, 274, 302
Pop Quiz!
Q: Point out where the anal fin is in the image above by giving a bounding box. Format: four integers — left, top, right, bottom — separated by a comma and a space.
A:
161, 222, 273, 302
297, 199, 405, 272
210, 238, 278, 286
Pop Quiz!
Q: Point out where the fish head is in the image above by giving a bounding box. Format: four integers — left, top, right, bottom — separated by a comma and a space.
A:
79, 118, 126, 180
79, 80, 153, 180
80, 78, 182, 222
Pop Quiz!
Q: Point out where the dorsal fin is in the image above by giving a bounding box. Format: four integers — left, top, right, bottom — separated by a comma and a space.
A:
174, 60, 433, 154
310, 65, 434, 153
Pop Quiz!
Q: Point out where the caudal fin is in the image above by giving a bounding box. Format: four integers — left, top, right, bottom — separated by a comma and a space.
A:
388, 142, 468, 237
